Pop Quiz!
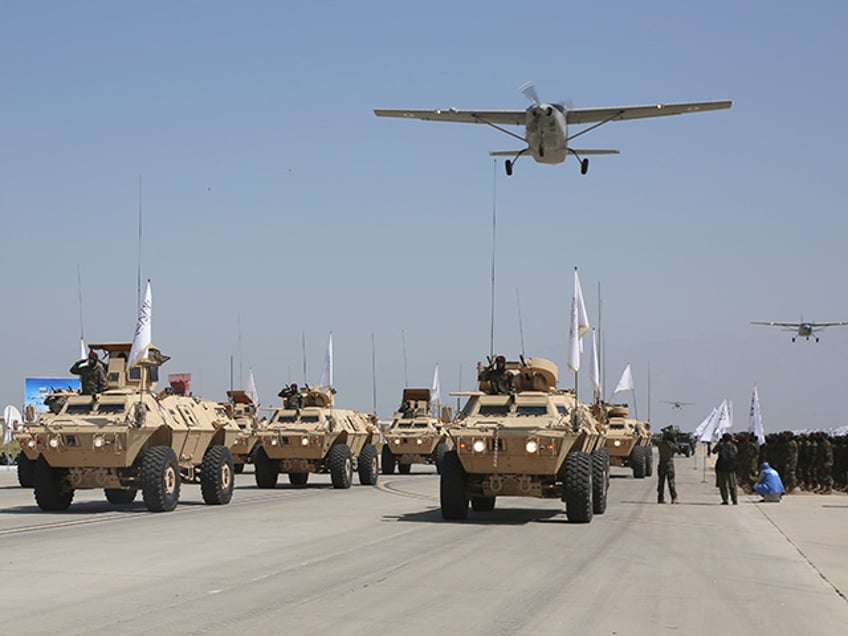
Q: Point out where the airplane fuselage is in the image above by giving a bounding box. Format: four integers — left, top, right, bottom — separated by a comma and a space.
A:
798, 323, 813, 337
525, 103, 568, 164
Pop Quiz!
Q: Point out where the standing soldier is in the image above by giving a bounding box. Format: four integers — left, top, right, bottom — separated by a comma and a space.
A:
784, 431, 799, 493
711, 433, 739, 505
807, 434, 819, 492
69, 350, 108, 395
815, 432, 833, 494
656, 427, 679, 504
735, 433, 753, 494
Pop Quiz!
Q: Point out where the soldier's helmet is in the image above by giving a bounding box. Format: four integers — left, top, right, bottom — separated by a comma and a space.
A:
290, 383, 298, 390
88, 350, 98, 359
495, 355, 506, 367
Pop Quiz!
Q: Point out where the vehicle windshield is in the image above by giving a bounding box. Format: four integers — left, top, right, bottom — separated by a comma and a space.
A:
479, 404, 510, 416
97, 403, 125, 414
66, 404, 93, 415
516, 405, 548, 416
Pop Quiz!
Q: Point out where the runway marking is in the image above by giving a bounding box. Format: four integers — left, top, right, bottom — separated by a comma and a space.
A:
0, 513, 130, 536
377, 478, 437, 502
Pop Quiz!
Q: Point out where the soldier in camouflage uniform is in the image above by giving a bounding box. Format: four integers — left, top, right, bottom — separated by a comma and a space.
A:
807, 434, 818, 491
833, 436, 847, 491
815, 432, 833, 494
69, 350, 108, 395
477, 355, 514, 396
784, 431, 798, 493
735, 433, 753, 493
657, 428, 679, 504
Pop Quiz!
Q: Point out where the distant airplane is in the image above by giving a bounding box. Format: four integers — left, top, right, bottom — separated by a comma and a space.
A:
750, 320, 848, 342
663, 400, 693, 410
374, 82, 732, 176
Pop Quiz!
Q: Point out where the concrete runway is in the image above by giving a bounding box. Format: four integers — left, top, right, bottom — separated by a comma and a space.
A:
1, 452, 846, 635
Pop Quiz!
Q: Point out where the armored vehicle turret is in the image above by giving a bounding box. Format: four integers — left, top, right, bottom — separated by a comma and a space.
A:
440, 357, 609, 523
382, 388, 452, 474
15, 343, 240, 512
597, 403, 653, 478
254, 386, 380, 488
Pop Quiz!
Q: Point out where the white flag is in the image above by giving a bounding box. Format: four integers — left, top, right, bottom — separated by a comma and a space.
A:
749, 386, 765, 446
567, 269, 591, 373
695, 405, 718, 440
128, 280, 152, 369
246, 369, 259, 406
613, 364, 634, 395
80, 338, 87, 362
712, 399, 731, 442
319, 332, 333, 387
3, 405, 22, 445
589, 329, 600, 394
431, 363, 441, 405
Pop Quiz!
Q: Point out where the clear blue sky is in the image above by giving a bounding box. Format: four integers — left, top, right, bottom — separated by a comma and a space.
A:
2, 1, 847, 432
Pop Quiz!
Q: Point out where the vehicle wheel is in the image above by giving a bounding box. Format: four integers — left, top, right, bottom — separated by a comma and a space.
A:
591, 447, 609, 515
381, 445, 396, 475
233, 463, 245, 474
253, 445, 279, 489
33, 456, 74, 511
141, 446, 181, 512
563, 451, 594, 523
104, 488, 137, 505
471, 496, 496, 512
17, 452, 35, 488
328, 444, 353, 489
398, 463, 411, 474
434, 443, 449, 475
358, 444, 379, 486
440, 450, 468, 520
200, 445, 235, 505
631, 446, 646, 479
288, 472, 309, 486
644, 446, 653, 477
505, 160, 513, 176
581, 158, 589, 175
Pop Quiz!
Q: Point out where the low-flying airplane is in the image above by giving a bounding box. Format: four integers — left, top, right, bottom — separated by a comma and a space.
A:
663, 400, 694, 410
374, 82, 732, 176
750, 320, 848, 342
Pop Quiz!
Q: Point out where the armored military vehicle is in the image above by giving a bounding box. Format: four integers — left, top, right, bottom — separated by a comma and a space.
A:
672, 427, 696, 457
382, 388, 451, 474
15, 343, 240, 512
224, 390, 265, 473
254, 385, 380, 488
440, 357, 609, 523
600, 403, 653, 478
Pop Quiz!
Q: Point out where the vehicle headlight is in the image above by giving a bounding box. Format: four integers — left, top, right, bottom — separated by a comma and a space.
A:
49, 436, 60, 449
93, 435, 105, 448
416, 438, 423, 445
27, 439, 36, 449
301, 437, 310, 446
525, 440, 538, 453
472, 440, 486, 453
270, 438, 278, 446
394, 439, 401, 445
614, 440, 621, 447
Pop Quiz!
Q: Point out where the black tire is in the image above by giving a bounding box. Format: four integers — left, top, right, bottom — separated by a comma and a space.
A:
104, 488, 138, 505
563, 451, 594, 523
471, 496, 496, 512
631, 446, 647, 479
233, 463, 245, 474
33, 456, 74, 511
381, 445, 396, 475
288, 472, 309, 486
328, 444, 353, 489
644, 446, 654, 477
17, 452, 35, 488
200, 445, 235, 505
591, 447, 610, 515
398, 463, 411, 474
439, 450, 468, 520
141, 446, 181, 512
254, 445, 279, 489
358, 444, 379, 486
434, 443, 449, 475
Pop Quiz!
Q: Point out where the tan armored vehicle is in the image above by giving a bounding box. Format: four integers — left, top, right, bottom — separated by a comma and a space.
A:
440, 357, 609, 523
382, 388, 452, 474
15, 343, 240, 513
224, 390, 265, 473
597, 403, 653, 478
254, 385, 380, 488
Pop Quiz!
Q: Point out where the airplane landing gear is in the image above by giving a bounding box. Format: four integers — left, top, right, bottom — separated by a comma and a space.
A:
505, 160, 513, 176
816, 337, 820, 343
792, 337, 796, 342
580, 158, 589, 175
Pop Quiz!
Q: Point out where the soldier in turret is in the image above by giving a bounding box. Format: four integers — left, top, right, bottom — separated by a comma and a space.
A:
478, 355, 514, 396
399, 400, 414, 418
70, 350, 108, 395
278, 383, 304, 410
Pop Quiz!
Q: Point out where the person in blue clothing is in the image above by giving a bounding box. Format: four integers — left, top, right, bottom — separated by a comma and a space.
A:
755, 462, 785, 502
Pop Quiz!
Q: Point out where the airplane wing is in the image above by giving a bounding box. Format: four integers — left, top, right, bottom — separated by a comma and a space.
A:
374, 109, 525, 126
488, 148, 620, 157
750, 321, 801, 327
811, 322, 848, 327
566, 100, 732, 125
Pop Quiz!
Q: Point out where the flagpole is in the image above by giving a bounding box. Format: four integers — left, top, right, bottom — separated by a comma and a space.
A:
489, 159, 497, 359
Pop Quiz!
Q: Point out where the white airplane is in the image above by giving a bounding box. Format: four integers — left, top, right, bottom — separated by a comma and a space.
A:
750, 320, 848, 342
663, 400, 694, 410
374, 82, 732, 176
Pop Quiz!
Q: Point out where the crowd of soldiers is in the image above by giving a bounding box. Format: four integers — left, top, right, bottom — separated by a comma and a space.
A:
731, 431, 848, 495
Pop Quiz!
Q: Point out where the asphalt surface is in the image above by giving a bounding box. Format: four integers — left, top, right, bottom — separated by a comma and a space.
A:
1, 451, 846, 635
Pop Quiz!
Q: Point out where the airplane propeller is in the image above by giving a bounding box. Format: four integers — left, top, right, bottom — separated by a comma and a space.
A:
519, 81, 540, 106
